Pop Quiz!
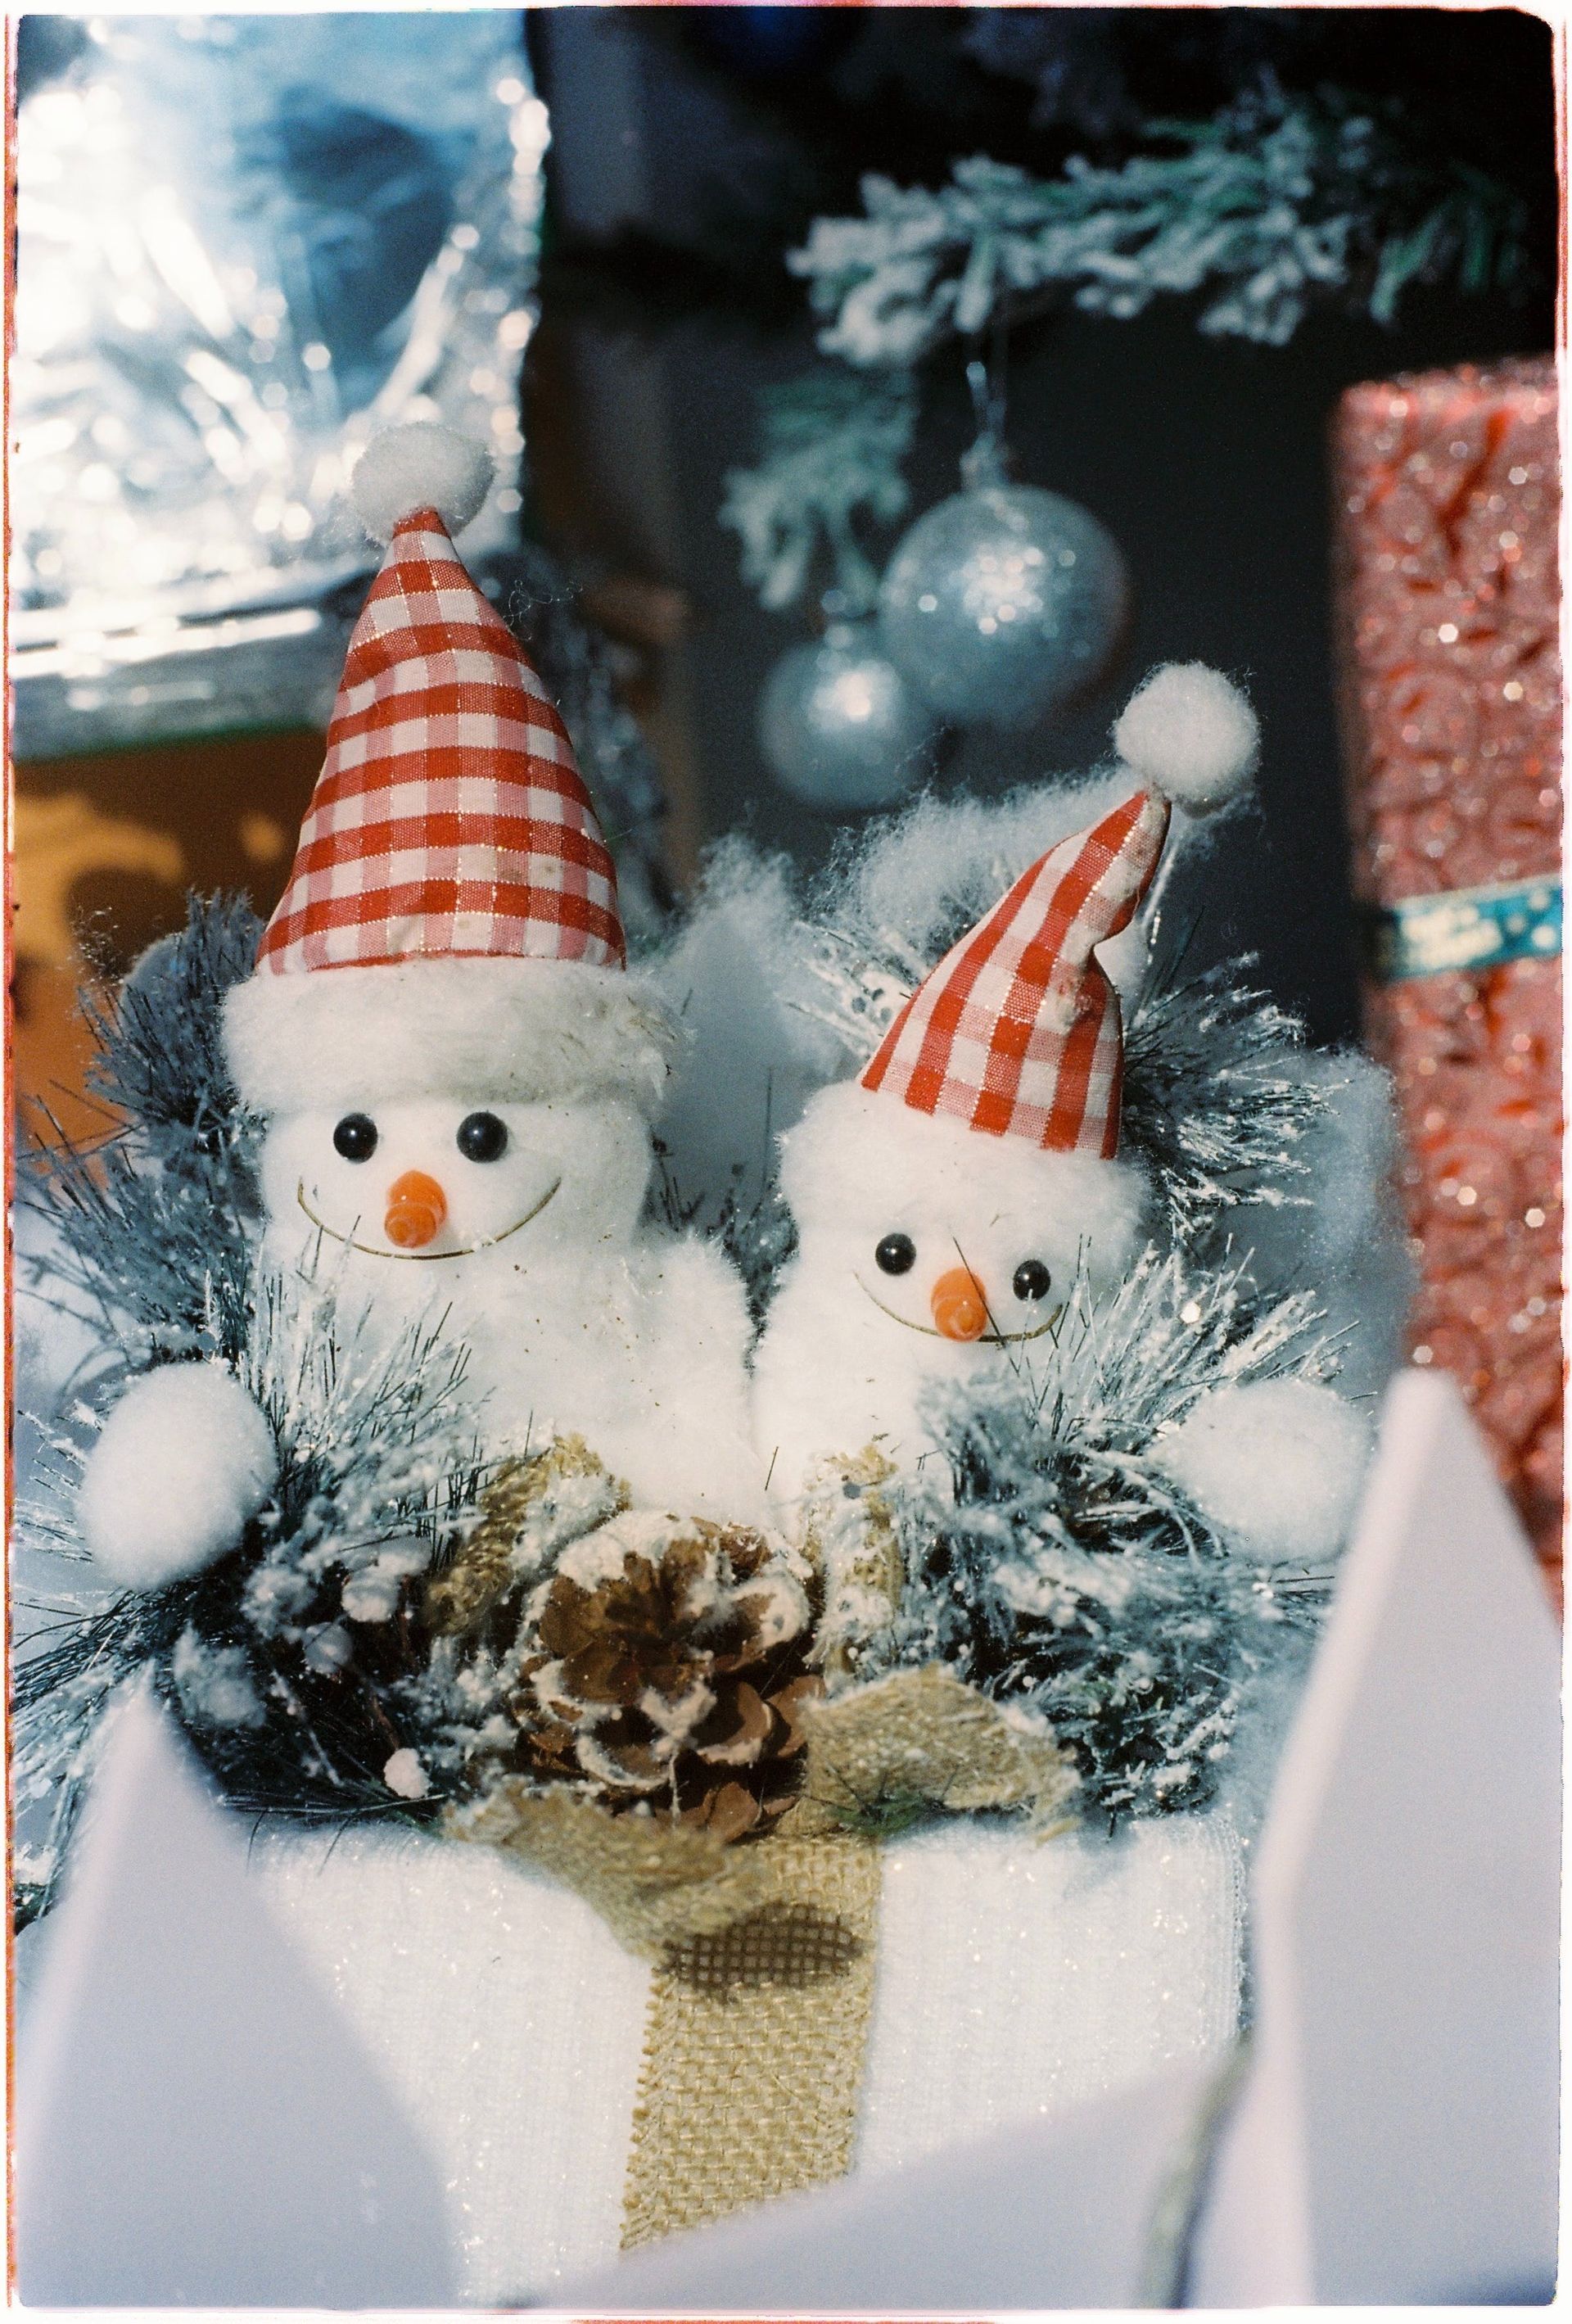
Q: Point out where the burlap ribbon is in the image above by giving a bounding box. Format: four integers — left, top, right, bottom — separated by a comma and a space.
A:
426, 1434, 628, 1637
450, 1663, 1077, 2248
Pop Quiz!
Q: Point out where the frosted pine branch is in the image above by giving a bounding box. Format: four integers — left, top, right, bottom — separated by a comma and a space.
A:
720, 367, 916, 613
879, 1247, 1341, 1823
790, 87, 1529, 362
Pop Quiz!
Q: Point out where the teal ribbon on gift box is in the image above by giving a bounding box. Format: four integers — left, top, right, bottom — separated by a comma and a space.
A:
1364, 875, 1562, 983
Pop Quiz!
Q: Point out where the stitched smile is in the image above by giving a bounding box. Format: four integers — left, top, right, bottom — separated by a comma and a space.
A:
853, 1273, 1064, 1342
296, 1174, 562, 1259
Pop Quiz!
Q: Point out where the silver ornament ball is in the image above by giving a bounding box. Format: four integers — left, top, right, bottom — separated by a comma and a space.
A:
759, 620, 939, 811
879, 482, 1130, 729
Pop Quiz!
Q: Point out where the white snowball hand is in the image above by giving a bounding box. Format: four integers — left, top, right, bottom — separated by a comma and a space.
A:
1154, 1377, 1372, 1563
79, 1363, 279, 1592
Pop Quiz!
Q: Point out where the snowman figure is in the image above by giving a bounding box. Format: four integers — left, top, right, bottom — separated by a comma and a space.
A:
79, 425, 766, 1596
752, 664, 1371, 1562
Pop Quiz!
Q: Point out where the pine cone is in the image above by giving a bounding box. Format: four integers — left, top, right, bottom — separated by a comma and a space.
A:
512, 1511, 821, 1841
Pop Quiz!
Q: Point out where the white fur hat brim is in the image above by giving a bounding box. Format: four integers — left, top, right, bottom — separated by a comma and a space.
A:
223, 955, 680, 1117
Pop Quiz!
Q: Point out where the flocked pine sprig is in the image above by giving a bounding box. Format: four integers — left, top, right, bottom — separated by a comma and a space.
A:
11, 1273, 490, 1928
720, 366, 917, 615
791, 84, 1529, 362
885, 1247, 1336, 1823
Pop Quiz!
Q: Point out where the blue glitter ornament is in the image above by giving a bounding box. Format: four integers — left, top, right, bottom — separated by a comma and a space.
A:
878, 440, 1130, 730
759, 618, 940, 812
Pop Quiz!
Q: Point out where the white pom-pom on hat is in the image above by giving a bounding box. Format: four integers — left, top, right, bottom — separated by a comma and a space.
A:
79, 1362, 278, 1592
1113, 662, 1259, 815
350, 422, 494, 545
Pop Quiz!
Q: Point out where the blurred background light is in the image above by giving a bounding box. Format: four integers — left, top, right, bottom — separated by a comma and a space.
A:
11, 11, 549, 754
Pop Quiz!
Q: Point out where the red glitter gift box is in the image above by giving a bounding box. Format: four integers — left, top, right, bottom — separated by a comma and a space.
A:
1331, 355, 1562, 1572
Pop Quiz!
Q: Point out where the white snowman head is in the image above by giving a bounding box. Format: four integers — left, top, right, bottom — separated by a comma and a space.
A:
223, 423, 675, 1288
756, 662, 1261, 1499
246, 1016, 662, 1280
777, 1079, 1148, 1359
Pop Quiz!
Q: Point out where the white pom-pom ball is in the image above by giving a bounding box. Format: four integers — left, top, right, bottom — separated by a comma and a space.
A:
350, 423, 493, 546
383, 1748, 431, 1801
1113, 662, 1259, 814
1154, 1377, 1372, 1563
79, 1363, 278, 1592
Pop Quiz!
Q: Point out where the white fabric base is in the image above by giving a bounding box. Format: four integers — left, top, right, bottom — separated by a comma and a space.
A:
858, 1813, 1244, 2177
248, 1808, 1244, 2304
250, 1826, 650, 2305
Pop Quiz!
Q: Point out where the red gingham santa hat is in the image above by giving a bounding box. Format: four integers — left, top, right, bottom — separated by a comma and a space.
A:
859, 662, 1261, 1158
860, 789, 1169, 1158
224, 426, 675, 1119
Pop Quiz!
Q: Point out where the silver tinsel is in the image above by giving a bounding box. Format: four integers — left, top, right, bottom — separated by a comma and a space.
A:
1118, 956, 1340, 1241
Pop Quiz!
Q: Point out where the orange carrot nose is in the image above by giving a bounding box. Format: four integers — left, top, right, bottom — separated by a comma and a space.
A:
384, 1170, 447, 1250
931, 1266, 991, 1341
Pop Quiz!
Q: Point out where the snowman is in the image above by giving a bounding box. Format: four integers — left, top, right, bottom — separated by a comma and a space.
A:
752, 662, 1371, 1559
78, 424, 766, 1596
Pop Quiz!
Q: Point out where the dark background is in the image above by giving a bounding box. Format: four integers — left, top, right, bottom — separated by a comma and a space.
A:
524, 7, 1556, 1047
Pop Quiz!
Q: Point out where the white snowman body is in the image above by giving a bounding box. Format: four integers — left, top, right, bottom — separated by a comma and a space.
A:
753, 1083, 1148, 1513
255, 1083, 766, 1523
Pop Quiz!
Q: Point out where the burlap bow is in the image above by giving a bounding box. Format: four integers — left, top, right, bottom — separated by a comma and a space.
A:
450, 1662, 1077, 2246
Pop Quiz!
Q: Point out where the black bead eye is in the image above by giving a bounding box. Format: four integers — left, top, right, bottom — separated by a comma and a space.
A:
457, 1110, 508, 1164
875, 1232, 916, 1277
1013, 1259, 1052, 1303
332, 1113, 378, 1163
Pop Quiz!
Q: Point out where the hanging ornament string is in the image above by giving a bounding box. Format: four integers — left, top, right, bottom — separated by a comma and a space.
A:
963, 350, 1006, 477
